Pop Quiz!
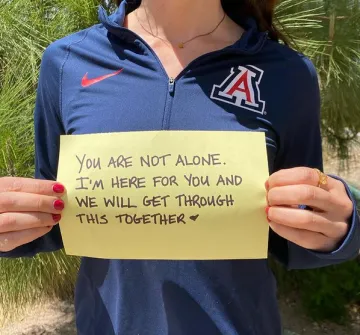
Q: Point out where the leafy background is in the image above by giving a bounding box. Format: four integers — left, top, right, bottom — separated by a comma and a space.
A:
0, 0, 359, 327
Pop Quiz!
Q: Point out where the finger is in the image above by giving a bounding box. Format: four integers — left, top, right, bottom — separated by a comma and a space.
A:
269, 222, 336, 252
268, 184, 336, 212
267, 167, 337, 191
0, 212, 60, 234
0, 227, 53, 252
0, 177, 65, 196
327, 178, 354, 220
267, 206, 348, 239
0, 193, 65, 214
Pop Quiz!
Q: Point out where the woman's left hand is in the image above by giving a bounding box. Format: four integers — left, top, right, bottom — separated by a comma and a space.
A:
266, 167, 354, 252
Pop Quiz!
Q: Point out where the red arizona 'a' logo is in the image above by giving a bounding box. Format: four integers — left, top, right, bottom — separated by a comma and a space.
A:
211, 65, 265, 114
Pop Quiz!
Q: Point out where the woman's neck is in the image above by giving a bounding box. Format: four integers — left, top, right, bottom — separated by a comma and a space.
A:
127, 0, 225, 43
125, 0, 243, 79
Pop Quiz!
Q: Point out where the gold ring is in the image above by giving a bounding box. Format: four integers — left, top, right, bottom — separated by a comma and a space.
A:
314, 168, 328, 188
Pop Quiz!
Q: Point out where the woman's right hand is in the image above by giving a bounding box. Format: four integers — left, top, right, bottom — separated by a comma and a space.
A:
0, 177, 65, 252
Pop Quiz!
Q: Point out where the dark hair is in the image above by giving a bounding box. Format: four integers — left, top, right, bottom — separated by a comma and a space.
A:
115, 0, 287, 44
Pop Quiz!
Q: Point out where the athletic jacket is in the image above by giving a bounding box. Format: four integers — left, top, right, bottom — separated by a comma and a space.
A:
2, 2, 360, 334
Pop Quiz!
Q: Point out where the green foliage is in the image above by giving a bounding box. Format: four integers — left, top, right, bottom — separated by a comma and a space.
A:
0, 251, 80, 322
276, 0, 360, 159
0, 0, 102, 322
272, 258, 360, 323
0, 61, 35, 177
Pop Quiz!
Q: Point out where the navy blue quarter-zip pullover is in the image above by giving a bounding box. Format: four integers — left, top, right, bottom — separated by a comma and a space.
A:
2, 2, 360, 334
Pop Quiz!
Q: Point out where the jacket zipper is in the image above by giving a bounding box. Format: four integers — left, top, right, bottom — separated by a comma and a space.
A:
168, 77, 175, 95
162, 77, 176, 129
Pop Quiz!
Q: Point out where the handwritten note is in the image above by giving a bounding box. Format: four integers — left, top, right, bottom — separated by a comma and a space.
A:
57, 131, 269, 260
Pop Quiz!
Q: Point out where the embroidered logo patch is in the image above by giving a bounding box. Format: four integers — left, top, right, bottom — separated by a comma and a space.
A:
211, 65, 265, 114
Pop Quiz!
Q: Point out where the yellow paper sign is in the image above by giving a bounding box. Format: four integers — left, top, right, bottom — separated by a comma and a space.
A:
57, 131, 269, 260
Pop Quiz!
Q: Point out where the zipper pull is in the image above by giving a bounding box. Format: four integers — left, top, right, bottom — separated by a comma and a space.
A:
168, 77, 175, 94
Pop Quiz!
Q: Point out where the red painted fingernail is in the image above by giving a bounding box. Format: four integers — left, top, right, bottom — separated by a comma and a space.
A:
54, 199, 65, 211
52, 214, 62, 222
53, 183, 65, 194
265, 180, 269, 191
265, 206, 271, 222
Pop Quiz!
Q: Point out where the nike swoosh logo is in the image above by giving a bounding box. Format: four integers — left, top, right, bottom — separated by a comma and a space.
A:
81, 69, 123, 88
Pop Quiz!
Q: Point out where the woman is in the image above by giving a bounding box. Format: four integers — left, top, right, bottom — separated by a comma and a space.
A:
1, 0, 359, 334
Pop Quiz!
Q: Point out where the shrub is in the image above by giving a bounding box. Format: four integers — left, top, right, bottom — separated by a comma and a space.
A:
272, 253, 360, 323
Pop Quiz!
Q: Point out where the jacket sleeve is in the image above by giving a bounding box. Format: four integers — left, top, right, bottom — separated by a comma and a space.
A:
0, 43, 65, 258
269, 56, 360, 269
